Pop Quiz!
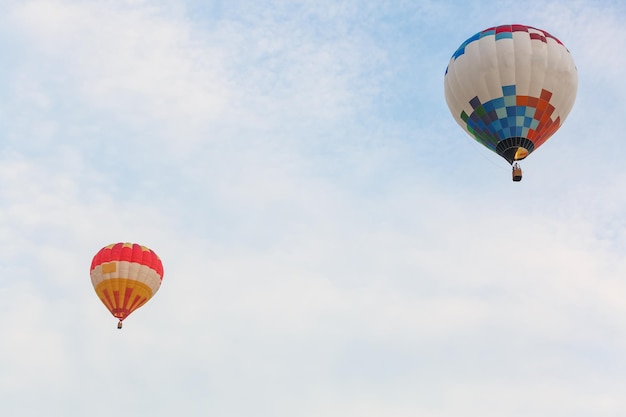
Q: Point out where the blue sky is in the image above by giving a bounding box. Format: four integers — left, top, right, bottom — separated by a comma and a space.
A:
2, 0, 626, 416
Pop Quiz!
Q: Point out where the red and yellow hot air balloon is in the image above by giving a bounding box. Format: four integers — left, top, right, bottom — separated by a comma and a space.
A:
90, 242, 164, 329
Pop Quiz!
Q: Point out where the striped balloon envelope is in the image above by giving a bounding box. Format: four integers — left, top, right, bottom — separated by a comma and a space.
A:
444, 24, 577, 179
90, 242, 164, 329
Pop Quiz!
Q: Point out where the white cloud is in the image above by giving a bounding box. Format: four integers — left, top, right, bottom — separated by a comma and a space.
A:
10, 0, 231, 147
2, 0, 626, 416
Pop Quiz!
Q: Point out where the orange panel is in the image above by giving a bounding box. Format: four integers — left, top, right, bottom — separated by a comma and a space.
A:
95, 279, 154, 321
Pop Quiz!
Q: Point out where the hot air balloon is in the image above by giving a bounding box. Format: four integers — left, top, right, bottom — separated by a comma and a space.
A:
444, 24, 578, 181
90, 242, 164, 329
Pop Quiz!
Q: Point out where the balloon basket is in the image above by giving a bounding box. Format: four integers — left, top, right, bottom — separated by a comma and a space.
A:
512, 163, 522, 182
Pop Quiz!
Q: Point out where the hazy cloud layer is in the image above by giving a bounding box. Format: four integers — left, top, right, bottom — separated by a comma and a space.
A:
1, 1, 626, 416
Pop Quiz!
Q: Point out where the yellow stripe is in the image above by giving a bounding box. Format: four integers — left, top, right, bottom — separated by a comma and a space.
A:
102, 262, 117, 273
94, 278, 154, 318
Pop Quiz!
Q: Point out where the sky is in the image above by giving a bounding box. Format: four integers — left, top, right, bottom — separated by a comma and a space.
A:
1, 0, 626, 415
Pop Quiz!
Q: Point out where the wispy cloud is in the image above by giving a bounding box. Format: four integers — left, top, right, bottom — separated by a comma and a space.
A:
2, 1, 626, 416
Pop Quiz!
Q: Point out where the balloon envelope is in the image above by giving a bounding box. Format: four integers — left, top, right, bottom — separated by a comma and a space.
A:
444, 24, 578, 164
90, 242, 164, 326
